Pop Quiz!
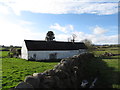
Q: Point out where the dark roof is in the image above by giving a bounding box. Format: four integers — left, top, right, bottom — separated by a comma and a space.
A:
24, 40, 87, 51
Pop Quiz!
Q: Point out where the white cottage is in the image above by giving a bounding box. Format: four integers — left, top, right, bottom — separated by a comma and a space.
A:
21, 40, 87, 61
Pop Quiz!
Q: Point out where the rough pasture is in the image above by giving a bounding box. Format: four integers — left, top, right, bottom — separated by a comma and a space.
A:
2, 57, 58, 89
1, 46, 120, 89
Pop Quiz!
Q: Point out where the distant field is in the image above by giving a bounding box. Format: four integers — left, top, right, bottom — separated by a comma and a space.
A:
1, 51, 8, 58
93, 47, 119, 57
1, 46, 120, 89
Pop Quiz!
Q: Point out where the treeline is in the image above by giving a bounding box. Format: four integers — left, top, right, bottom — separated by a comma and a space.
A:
93, 44, 120, 48
0, 45, 21, 51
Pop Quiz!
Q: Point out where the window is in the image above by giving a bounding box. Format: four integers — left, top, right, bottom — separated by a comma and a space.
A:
49, 53, 57, 59
33, 54, 36, 60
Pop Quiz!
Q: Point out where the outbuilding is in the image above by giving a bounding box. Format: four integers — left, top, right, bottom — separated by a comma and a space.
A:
21, 40, 87, 61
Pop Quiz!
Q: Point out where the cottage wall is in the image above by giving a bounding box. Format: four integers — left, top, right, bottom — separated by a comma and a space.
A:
28, 49, 87, 61
21, 41, 28, 60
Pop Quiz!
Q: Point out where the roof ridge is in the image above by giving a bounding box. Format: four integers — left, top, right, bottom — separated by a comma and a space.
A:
24, 40, 87, 51
24, 40, 83, 43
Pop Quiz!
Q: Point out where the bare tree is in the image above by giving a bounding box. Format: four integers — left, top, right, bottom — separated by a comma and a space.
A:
71, 34, 77, 42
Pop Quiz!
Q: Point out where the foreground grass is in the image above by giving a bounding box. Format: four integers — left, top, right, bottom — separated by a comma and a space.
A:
1, 46, 120, 89
99, 59, 119, 88
106, 59, 119, 88
93, 47, 120, 88
2, 58, 58, 88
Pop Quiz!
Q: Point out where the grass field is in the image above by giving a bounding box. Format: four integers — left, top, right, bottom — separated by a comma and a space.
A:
2, 58, 58, 88
1, 51, 58, 89
93, 47, 119, 88
1, 51, 9, 58
1, 46, 120, 89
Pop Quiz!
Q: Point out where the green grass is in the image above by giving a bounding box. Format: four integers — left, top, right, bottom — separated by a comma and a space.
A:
1, 47, 120, 89
1, 51, 9, 58
92, 47, 119, 88
0, 48, 5, 50
93, 47, 119, 56
2, 58, 58, 88
0, 58, 2, 89
103, 59, 119, 70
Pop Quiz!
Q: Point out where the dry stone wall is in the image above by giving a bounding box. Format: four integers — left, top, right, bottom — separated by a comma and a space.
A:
15, 53, 97, 89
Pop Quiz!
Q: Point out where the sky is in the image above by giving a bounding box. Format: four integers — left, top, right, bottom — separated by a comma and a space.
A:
0, 0, 119, 46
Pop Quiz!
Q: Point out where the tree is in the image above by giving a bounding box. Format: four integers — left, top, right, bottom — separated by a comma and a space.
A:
81, 39, 93, 52
71, 34, 77, 42
45, 31, 55, 41
68, 34, 77, 42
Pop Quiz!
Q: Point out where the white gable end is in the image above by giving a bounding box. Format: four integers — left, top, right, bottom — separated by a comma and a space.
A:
21, 41, 28, 60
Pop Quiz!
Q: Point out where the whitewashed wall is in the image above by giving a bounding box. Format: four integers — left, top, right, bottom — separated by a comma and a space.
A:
21, 41, 28, 60
28, 49, 87, 61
